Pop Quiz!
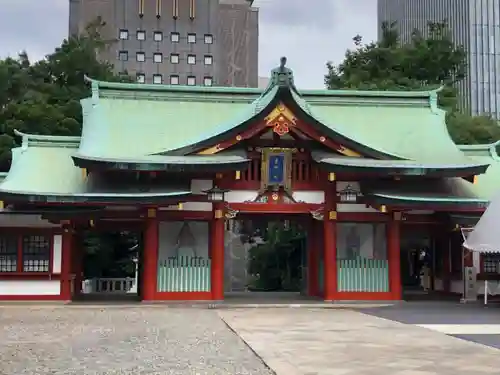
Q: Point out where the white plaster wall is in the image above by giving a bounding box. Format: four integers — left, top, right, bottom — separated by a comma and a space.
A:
52, 234, 62, 274
158, 221, 209, 261
0, 280, 60, 295
226, 190, 259, 203
292, 191, 324, 204
0, 214, 60, 228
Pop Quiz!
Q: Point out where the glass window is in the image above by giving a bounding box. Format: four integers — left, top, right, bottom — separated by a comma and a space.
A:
170, 75, 179, 85
137, 30, 146, 40
204, 34, 213, 44
187, 76, 196, 86
203, 77, 213, 86
153, 53, 163, 63
170, 54, 179, 64
0, 235, 18, 272
187, 33, 196, 43
483, 254, 500, 273
136, 73, 146, 83
153, 31, 163, 42
204, 55, 213, 65
187, 54, 196, 65
118, 51, 128, 61
136, 52, 145, 62
153, 74, 163, 84
171, 32, 180, 43
22, 235, 50, 273
119, 29, 129, 40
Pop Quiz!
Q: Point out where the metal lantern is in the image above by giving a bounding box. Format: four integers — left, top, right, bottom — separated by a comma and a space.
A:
203, 186, 228, 202
338, 184, 359, 203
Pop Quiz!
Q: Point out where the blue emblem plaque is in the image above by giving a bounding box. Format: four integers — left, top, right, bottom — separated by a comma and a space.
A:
268, 154, 285, 184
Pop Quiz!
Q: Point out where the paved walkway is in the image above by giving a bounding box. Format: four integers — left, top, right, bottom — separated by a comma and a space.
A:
219, 308, 500, 375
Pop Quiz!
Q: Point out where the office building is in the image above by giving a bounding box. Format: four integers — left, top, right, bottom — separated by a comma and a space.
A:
69, 0, 258, 87
378, 0, 500, 117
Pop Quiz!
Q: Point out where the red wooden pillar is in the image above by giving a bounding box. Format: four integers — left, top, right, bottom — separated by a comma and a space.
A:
307, 220, 319, 297
388, 213, 402, 300
60, 227, 73, 301
211, 203, 225, 301
143, 209, 159, 301
323, 183, 337, 301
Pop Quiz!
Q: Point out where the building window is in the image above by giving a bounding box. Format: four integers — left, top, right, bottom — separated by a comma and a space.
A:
153, 53, 163, 63
136, 73, 146, 83
187, 54, 196, 65
119, 29, 129, 40
136, 52, 145, 62
204, 34, 213, 44
170, 53, 180, 64
170, 75, 180, 85
204, 55, 213, 65
22, 235, 50, 273
171, 32, 180, 43
153, 31, 163, 42
137, 30, 146, 41
153, 74, 163, 84
118, 51, 128, 61
0, 235, 18, 272
204, 77, 213, 86
187, 33, 196, 43
187, 76, 196, 86
483, 254, 500, 273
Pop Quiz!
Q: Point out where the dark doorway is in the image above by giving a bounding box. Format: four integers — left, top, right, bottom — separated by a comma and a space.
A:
75, 229, 143, 302
224, 215, 309, 298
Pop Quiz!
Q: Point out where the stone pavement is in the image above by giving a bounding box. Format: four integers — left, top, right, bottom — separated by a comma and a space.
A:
219, 308, 500, 375
0, 306, 273, 375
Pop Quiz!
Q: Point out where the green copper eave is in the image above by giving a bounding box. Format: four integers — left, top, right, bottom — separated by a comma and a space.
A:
312, 152, 489, 177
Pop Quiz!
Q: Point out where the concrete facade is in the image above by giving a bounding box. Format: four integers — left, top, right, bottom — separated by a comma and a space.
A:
69, 0, 258, 87
378, 0, 500, 118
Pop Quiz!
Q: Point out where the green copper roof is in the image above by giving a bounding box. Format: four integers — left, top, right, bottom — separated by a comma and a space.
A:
363, 178, 489, 208
0, 132, 191, 203
78, 60, 463, 167
312, 152, 488, 176
457, 142, 500, 199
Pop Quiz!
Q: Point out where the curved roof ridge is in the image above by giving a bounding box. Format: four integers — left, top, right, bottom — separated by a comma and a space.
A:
458, 140, 500, 150
14, 130, 80, 148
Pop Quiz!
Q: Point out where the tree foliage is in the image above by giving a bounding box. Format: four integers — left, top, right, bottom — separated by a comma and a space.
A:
0, 17, 130, 171
325, 21, 500, 145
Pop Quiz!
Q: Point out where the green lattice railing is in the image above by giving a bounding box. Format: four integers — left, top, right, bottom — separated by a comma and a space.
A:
317, 258, 390, 293
157, 256, 211, 292
338, 259, 389, 292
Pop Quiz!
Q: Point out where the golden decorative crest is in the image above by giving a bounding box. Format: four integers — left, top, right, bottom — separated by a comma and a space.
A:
264, 103, 296, 137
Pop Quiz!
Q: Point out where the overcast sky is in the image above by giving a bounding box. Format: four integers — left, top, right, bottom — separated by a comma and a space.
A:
0, 0, 377, 89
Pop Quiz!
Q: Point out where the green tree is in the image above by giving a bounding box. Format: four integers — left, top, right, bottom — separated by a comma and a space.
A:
0, 17, 130, 170
325, 21, 500, 145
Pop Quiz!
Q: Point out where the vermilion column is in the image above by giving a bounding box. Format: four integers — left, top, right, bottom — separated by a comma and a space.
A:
388, 214, 402, 300
323, 184, 337, 301
307, 221, 319, 297
143, 214, 159, 301
60, 227, 73, 301
211, 203, 225, 301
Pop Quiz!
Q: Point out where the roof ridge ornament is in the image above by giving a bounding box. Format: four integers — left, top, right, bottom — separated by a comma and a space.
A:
261, 56, 298, 96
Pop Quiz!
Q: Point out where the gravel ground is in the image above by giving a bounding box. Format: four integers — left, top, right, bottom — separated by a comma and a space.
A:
0, 306, 273, 375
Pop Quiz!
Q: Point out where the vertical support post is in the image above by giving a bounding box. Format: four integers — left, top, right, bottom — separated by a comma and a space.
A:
60, 226, 73, 301
323, 183, 337, 301
143, 208, 159, 301
307, 220, 319, 297
211, 202, 225, 301
72, 231, 83, 298
388, 212, 402, 300
443, 232, 452, 293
